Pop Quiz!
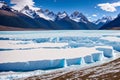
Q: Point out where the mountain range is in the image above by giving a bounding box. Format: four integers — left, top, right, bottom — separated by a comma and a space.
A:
0, 1, 120, 30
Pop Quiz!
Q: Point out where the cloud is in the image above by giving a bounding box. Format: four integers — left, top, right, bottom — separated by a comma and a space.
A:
92, 14, 97, 17
11, 0, 39, 11
98, 1, 120, 12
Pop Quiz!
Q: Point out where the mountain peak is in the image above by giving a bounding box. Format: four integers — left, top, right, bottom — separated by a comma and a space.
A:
72, 11, 80, 16
44, 9, 50, 14
0, 1, 7, 7
95, 16, 113, 25
23, 5, 29, 10
57, 11, 68, 19
36, 9, 56, 21
20, 5, 39, 18
94, 16, 114, 29
0, 1, 13, 12
36, 9, 44, 13
70, 11, 88, 23
102, 16, 113, 20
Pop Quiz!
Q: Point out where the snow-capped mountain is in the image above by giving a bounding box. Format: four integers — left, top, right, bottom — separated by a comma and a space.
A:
36, 9, 56, 21
57, 11, 68, 20
100, 14, 120, 30
0, 1, 101, 30
95, 16, 113, 25
0, 2, 54, 30
20, 6, 89, 23
94, 16, 113, 28
21, 6, 57, 21
0, 1, 6, 8
0, 1, 13, 12
70, 11, 89, 23
20, 5, 39, 18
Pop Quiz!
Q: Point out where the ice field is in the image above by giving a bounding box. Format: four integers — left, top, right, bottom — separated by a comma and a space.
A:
0, 30, 120, 80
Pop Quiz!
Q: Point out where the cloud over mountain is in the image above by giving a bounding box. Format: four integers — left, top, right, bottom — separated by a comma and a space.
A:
98, 1, 120, 12
11, 0, 39, 11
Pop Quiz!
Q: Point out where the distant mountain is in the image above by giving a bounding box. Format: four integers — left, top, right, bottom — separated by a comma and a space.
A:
100, 14, 120, 30
94, 16, 113, 29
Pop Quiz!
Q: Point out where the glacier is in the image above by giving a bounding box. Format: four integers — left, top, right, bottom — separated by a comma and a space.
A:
0, 47, 116, 71
0, 30, 120, 80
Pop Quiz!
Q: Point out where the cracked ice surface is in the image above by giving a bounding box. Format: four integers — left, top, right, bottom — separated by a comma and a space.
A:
0, 30, 120, 80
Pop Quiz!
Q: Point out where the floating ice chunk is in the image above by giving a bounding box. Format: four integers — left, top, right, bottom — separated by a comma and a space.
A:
84, 55, 93, 64
66, 57, 82, 66
92, 53, 102, 62
96, 48, 113, 58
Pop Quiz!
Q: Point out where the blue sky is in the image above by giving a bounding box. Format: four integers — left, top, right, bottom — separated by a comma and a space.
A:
2, 0, 120, 21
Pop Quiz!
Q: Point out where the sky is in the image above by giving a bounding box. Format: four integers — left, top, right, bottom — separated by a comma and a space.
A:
2, 0, 120, 21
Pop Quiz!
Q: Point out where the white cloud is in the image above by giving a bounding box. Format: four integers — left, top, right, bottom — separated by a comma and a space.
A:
11, 0, 39, 11
98, 1, 120, 12
92, 14, 97, 17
